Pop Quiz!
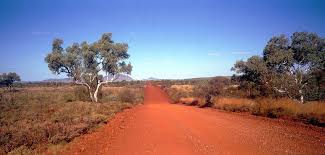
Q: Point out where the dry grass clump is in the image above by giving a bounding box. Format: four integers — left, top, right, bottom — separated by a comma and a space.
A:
0, 85, 143, 154
170, 85, 194, 92
117, 88, 139, 103
164, 85, 194, 103
252, 98, 325, 125
213, 97, 255, 112
212, 97, 325, 126
101, 86, 144, 103
179, 97, 200, 106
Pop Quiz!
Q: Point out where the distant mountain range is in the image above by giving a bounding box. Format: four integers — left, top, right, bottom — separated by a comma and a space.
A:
29, 76, 229, 83
143, 77, 159, 81
42, 74, 134, 83
42, 78, 73, 83
103, 74, 133, 82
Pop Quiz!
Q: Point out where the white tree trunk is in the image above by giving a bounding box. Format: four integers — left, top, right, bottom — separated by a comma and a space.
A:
75, 74, 119, 102
299, 89, 304, 103
93, 84, 101, 103
93, 80, 107, 103
75, 81, 96, 102
92, 74, 119, 102
89, 91, 95, 102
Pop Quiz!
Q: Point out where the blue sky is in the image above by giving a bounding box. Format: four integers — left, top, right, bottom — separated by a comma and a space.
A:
0, 0, 324, 81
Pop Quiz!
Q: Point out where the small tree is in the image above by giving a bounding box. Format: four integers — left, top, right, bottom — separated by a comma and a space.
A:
0, 72, 21, 91
195, 77, 229, 107
45, 33, 132, 102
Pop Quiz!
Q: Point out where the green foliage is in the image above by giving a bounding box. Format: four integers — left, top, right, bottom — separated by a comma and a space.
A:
45, 33, 132, 78
0, 72, 21, 90
45, 33, 133, 102
194, 77, 230, 107
263, 34, 293, 73
232, 56, 268, 85
232, 32, 325, 102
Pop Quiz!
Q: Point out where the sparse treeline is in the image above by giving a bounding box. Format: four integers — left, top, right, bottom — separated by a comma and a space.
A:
232, 32, 324, 102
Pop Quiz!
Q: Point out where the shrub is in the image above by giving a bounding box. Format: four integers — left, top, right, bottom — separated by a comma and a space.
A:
74, 86, 90, 102
118, 88, 136, 103
165, 86, 193, 103
179, 97, 199, 106
193, 77, 229, 107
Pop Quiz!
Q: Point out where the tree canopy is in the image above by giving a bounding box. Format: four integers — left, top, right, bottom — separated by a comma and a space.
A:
0, 72, 21, 90
232, 32, 324, 102
45, 33, 132, 102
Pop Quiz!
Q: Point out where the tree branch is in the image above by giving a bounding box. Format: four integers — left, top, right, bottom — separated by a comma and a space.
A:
75, 81, 91, 90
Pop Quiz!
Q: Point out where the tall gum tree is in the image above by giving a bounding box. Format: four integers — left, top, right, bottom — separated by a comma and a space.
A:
233, 32, 324, 102
45, 33, 132, 102
290, 32, 324, 102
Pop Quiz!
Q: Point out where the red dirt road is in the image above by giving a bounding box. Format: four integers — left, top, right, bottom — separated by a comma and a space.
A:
62, 84, 324, 155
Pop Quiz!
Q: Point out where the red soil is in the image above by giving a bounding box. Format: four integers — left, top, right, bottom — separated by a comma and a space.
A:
61, 84, 324, 155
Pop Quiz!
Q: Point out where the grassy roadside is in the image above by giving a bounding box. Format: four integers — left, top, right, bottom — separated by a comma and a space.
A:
212, 97, 325, 126
0, 85, 144, 154
163, 84, 325, 127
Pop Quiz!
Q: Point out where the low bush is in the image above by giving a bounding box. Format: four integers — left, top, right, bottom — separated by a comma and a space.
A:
74, 86, 90, 101
179, 97, 199, 106
101, 86, 144, 104
164, 86, 193, 103
118, 88, 136, 103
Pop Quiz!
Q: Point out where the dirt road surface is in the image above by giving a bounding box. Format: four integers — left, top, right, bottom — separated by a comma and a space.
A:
62, 84, 324, 155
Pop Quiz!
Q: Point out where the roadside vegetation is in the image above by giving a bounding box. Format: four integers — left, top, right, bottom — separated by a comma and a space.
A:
0, 82, 144, 154
160, 31, 325, 127
0, 32, 143, 154
161, 78, 325, 127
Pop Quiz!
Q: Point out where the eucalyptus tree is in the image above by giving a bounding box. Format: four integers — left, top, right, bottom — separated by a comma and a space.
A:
45, 33, 132, 102
232, 32, 324, 102
290, 32, 324, 102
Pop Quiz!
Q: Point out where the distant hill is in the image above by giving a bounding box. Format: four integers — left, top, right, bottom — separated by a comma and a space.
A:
142, 76, 231, 81
143, 77, 159, 81
104, 74, 134, 82
42, 78, 73, 83
186, 76, 231, 81
39, 76, 230, 83
41, 74, 134, 83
